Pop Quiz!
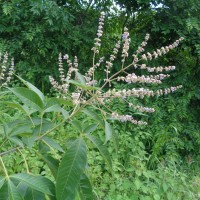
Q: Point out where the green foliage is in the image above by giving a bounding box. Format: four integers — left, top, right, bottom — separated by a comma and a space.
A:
0, 1, 200, 199
56, 138, 87, 200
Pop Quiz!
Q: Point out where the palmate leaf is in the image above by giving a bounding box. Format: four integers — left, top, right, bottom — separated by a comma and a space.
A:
84, 134, 112, 170
10, 173, 55, 196
56, 137, 87, 200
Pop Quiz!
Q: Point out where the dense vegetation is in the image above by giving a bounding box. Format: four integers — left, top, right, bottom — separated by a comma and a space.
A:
0, 0, 200, 199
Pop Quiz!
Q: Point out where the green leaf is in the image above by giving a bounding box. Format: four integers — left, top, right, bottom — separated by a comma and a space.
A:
82, 108, 103, 126
111, 126, 119, 152
0, 177, 5, 189
68, 80, 99, 90
24, 187, 45, 200
40, 154, 59, 179
16, 76, 45, 104
79, 173, 93, 200
0, 180, 23, 200
7, 180, 23, 200
70, 120, 83, 133
104, 121, 112, 144
42, 136, 64, 152
135, 179, 142, 190
61, 108, 70, 119
0, 181, 8, 200
76, 72, 86, 85
1, 101, 37, 115
56, 137, 87, 200
84, 134, 112, 169
8, 87, 44, 111
11, 173, 54, 196
9, 137, 24, 147
43, 104, 62, 113
83, 124, 98, 134
22, 136, 37, 149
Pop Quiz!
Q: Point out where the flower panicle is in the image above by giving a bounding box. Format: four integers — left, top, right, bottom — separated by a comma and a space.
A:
91, 11, 105, 54
50, 12, 184, 126
121, 27, 131, 64
111, 112, 147, 125
49, 54, 79, 97
0, 52, 15, 86
141, 37, 184, 61
104, 40, 121, 81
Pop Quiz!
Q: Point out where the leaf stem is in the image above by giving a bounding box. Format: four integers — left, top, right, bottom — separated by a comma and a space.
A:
0, 156, 9, 179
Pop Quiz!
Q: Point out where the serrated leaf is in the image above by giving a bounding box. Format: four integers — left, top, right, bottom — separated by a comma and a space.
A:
56, 138, 87, 200
83, 124, 98, 134
8, 87, 44, 111
42, 136, 64, 152
84, 134, 112, 169
11, 173, 55, 196
79, 173, 93, 200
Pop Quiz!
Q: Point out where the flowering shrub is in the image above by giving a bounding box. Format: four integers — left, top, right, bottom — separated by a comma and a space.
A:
49, 11, 183, 125
0, 12, 184, 200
